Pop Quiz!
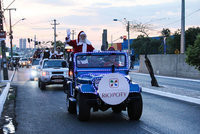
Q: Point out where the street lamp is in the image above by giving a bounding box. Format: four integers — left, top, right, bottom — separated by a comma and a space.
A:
10, 17, 26, 55
9, 17, 25, 70
113, 18, 130, 55
12, 18, 26, 27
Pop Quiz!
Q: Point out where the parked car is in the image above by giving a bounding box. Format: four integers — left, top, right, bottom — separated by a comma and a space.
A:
38, 59, 68, 90
65, 51, 143, 121
30, 58, 40, 81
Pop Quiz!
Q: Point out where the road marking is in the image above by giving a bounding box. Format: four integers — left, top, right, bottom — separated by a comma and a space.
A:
130, 72, 200, 83
140, 125, 160, 134
143, 87, 200, 105
120, 112, 160, 134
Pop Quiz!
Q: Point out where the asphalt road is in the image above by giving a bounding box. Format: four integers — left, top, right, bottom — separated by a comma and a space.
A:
13, 69, 200, 134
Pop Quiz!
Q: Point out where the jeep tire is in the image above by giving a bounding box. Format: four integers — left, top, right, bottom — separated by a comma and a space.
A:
127, 93, 143, 120
67, 97, 76, 114
77, 93, 90, 121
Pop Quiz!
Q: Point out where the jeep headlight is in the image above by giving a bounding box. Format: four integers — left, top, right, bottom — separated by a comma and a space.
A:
92, 78, 101, 89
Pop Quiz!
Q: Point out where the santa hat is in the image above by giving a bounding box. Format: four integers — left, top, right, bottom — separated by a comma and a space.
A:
77, 31, 85, 43
77, 31, 91, 46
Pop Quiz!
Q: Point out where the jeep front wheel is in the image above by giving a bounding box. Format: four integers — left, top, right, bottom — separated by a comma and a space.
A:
67, 96, 76, 114
127, 93, 143, 120
77, 93, 90, 121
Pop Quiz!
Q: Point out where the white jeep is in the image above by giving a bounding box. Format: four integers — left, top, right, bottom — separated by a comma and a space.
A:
38, 59, 68, 90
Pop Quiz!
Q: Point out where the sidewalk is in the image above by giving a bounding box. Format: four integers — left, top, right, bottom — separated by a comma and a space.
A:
129, 66, 200, 105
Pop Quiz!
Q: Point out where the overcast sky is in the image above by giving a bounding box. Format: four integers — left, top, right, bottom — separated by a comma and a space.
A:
3, 0, 200, 49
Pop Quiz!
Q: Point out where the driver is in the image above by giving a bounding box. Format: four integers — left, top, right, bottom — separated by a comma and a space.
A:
104, 55, 119, 67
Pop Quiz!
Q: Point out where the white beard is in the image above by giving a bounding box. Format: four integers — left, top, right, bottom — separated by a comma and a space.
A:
77, 39, 91, 53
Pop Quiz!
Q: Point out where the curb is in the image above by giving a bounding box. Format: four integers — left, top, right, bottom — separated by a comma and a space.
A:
142, 87, 200, 105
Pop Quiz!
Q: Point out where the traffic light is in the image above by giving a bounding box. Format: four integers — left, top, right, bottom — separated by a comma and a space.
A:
123, 35, 127, 41
35, 41, 38, 45
28, 38, 30, 43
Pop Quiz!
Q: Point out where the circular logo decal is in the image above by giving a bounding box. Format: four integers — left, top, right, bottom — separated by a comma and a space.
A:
98, 73, 129, 105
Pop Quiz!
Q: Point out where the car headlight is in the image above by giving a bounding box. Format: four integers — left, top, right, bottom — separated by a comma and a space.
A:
31, 70, 37, 76
42, 71, 50, 76
32, 66, 36, 70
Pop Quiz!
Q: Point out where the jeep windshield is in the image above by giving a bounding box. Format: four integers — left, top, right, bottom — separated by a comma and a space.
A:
76, 54, 126, 68
43, 60, 67, 68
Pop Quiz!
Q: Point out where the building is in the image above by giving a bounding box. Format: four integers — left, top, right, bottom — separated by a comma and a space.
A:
19, 38, 27, 49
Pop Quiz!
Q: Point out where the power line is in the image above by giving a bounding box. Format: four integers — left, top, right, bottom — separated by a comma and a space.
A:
163, 8, 200, 28
4, 0, 15, 10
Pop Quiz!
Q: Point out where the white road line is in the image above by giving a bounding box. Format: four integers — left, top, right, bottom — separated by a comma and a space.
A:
130, 72, 200, 82
142, 87, 200, 105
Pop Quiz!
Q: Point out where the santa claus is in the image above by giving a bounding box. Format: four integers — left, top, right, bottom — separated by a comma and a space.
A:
65, 30, 94, 53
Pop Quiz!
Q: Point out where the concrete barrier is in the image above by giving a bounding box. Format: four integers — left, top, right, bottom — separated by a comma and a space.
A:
139, 54, 200, 79
0, 70, 15, 117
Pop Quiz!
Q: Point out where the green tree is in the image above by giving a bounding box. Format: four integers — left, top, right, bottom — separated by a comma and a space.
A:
159, 29, 181, 54
161, 28, 171, 37
51, 41, 65, 51
185, 34, 200, 71
131, 35, 162, 55
185, 27, 200, 49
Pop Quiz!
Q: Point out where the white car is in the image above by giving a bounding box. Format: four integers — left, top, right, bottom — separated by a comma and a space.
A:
38, 59, 69, 90
30, 58, 40, 81
19, 58, 29, 68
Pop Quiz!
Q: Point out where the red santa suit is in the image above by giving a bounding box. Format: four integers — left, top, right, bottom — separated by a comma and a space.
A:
65, 31, 94, 53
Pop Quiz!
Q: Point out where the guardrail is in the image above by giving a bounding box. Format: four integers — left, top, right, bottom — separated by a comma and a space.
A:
0, 70, 16, 117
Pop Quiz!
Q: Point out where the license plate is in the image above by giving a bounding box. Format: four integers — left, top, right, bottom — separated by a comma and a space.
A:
52, 75, 63, 79
53, 79, 63, 82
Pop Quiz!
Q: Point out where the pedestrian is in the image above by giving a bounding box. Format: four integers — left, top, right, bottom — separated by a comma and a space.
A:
55, 47, 64, 59
130, 54, 135, 69
50, 48, 56, 59
65, 30, 95, 53
42, 48, 50, 59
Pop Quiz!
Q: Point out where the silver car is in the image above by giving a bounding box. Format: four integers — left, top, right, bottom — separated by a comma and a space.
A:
38, 59, 69, 90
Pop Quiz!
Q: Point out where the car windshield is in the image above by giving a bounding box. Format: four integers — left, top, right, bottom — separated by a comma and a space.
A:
43, 60, 67, 68
76, 54, 126, 68
32, 59, 40, 65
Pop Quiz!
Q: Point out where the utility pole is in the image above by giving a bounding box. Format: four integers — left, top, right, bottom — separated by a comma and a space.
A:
34, 35, 36, 50
0, 0, 8, 80
181, 0, 185, 53
71, 30, 75, 40
5, 8, 16, 70
127, 21, 130, 55
51, 19, 59, 51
